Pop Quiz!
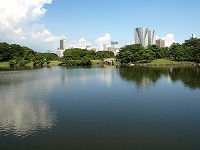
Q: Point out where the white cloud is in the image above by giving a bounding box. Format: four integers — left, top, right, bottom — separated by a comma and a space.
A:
95, 33, 111, 50
157, 34, 175, 47
68, 38, 92, 49
0, 0, 65, 52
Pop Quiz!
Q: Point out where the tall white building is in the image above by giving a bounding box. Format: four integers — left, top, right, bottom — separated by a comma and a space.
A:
134, 27, 149, 47
192, 33, 196, 38
148, 30, 156, 45
60, 39, 66, 50
134, 27, 156, 47
109, 41, 119, 56
103, 44, 110, 51
57, 38, 66, 57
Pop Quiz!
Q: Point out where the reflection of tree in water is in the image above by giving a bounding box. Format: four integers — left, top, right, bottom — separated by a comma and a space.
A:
119, 67, 169, 89
119, 66, 200, 90
170, 67, 200, 89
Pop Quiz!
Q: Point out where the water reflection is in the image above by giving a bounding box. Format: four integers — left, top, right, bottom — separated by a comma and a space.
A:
170, 67, 200, 89
119, 67, 169, 89
59, 68, 116, 87
97, 68, 116, 86
0, 71, 56, 138
119, 67, 200, 89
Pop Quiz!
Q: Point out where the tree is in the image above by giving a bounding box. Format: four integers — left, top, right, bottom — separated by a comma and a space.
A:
183, 38, 200, 62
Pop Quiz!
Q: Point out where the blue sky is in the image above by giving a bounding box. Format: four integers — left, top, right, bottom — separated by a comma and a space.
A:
0, 0, 200, 51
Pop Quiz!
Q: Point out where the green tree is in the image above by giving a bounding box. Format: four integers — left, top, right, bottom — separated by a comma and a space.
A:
183, 38, 200, 62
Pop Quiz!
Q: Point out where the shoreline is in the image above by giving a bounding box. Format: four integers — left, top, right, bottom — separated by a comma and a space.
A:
128, 63, 199, 67
1, 59, 200, 69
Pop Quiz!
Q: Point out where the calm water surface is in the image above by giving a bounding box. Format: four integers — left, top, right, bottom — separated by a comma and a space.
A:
0, 66, 200, 150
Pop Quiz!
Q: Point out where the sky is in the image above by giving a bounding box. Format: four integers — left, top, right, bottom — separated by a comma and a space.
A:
0, 0, 200, 52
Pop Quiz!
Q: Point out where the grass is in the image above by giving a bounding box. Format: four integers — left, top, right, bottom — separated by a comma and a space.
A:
0, 60, 63, 68
149, 59, 195, 65
48, 60, 62, 66
0, 62, 9, 67
91, 60, 102, 64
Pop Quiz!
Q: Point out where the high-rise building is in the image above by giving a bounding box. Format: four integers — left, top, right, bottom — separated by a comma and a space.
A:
109, 41, 119, 56
60, 39, 66, 50
156, 39, 165, 47
134, 27, 156, 47
103, 44, 110, 51
192, 33, 196, 38
134, 27, 149, 47
148, 30, 156, 45
57, 39, 66, 57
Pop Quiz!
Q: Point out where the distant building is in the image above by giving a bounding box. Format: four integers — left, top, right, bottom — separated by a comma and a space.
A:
156, 39, 165, 47
103, 44, 110, 51
86, 46, 91, 50
56, 49, 65, 57
148, 30, 156, 45
102, 42, 119, 55
91, 48, 97, 51
109, 41, 119, 56
134, 27, 149, 47
60, 39, 66, 50
134, 27, 156, 47
57, 38, 67, 57
192, 33, 196, 38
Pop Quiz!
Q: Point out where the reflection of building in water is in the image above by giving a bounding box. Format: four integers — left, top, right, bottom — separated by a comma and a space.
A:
139, 77, 154, 89
98, 68, 116, 87
0, 84, 56, 137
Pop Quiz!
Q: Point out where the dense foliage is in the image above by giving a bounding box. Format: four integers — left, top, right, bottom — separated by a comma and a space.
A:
116, 38, 200, 64
0, 42, 59, 66
62, 48, 114, 66
116, 44, 168, 64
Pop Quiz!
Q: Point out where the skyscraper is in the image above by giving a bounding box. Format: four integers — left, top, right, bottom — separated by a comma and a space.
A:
60, 39, 66, 50
134, 27, 148, 47
156, 39, 165, 47
148, 30, 156, 45
192, 33, 196, 38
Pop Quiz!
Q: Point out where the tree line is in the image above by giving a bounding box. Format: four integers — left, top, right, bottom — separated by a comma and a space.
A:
0, 42, 114, 66
61, 48, 114, 66
116, 38, 200, 64
0, 42, 59, 66
1, 37, 200, 66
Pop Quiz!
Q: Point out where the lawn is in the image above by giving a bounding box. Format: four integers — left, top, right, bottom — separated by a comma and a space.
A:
0, 62, 9, 67
149, 59, 195, 65
0, 60, 63, 68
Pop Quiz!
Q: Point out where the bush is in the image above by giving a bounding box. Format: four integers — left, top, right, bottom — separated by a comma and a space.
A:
9, 60, 16, 66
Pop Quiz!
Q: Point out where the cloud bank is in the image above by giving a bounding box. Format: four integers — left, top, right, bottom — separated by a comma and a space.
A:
68, 38, 91, 49
95, 33, 111, 50
0, 0, 65, 51
67, 33, 112, 50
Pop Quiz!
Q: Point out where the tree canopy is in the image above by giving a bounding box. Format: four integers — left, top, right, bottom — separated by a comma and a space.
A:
62, 48, 114, 66
0, 42, 59, 66
116, 38, 200, 64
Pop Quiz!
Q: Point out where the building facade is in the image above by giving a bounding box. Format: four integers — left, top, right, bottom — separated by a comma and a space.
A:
156, 39, 165, 47
192, 33, 196, 38
57, 39, 66, 57
148, 30, 156, 45
134, 27, 149, 47
109, 41, 119, 56
60, 39, 66, 50
134, 27, 156, 47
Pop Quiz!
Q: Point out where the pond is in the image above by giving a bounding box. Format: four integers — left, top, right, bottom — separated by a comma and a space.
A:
0, 66, 200, 150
